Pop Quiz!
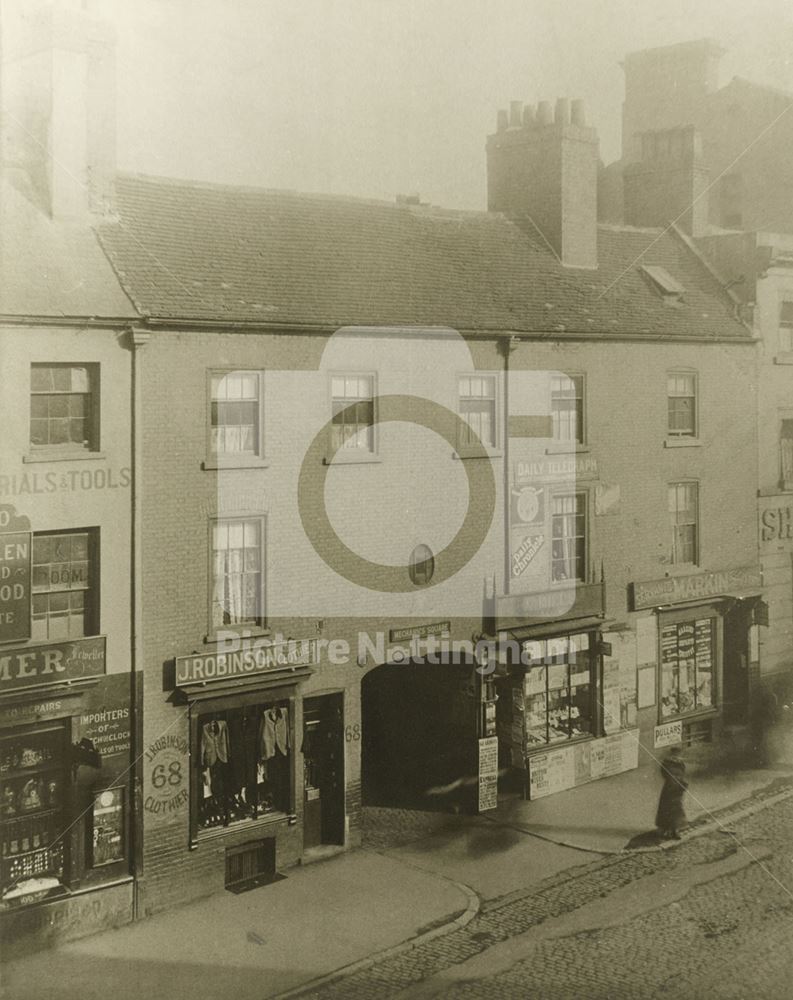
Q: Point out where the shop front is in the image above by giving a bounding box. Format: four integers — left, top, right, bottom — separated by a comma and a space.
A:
493, 582, 640, 799
0, 507, 136, 955
166, 637, 317, 892
631, 566, 765, 747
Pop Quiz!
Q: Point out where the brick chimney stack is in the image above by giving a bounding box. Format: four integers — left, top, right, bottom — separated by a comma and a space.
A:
486, 97, 599, 269
0, 0, 116, 219
622, 125, 709, 236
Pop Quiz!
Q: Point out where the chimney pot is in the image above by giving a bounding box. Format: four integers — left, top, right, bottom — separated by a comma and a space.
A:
571, 99, 586, 127
536, 100, 553, 125
509, 101, 523, 127
496, 109, 508, 132
554, 98, 570, 125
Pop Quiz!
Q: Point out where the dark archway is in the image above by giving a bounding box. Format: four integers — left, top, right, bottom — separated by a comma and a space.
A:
361, 660, 477, 810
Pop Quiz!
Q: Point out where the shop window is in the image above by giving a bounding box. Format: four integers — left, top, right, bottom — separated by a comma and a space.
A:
551, 493, 586, 582
781, 420, 793, 490
30, 364, 98, 452
409, 544, 435, 586
31, 530, 97, 641
458, 374, 497, 449
669, 482, 698, 565
659, 618, 715, 719
211, 518, 265, 630
197, 702, 291, 832
209, 370, 263, 458
667, 372, 697, 437
1, 722, 69, 902
779, 302, 793, 354
523, 636, 593, 745
330, 374, 375, 453
551, 374, 584, 444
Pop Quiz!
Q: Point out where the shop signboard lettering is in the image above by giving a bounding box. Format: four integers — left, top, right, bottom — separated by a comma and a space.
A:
389, 621, 451, 643
0, 530, 31, 643
144, 735, 189, 823
175, 637, 317, 685
760, 505, 793, 545
495, 582, 604, 628
515, 454, 598, 484
654, 720, 683, 749
630, 566, 762, 611
0, 636, 106, 694
477, 736, 498, 812
511, 533, 544, 578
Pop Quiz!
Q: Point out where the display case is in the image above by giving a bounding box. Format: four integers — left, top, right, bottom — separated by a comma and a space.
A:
0, 722, 69, 897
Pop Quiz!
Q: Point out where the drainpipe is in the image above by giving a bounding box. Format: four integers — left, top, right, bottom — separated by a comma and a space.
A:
129, 326, 150, 919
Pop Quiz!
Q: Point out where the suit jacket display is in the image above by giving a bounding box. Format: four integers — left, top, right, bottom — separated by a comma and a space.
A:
260, 707, 290, 760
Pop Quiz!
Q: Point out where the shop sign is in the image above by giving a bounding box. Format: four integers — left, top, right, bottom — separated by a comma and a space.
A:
477, 736, 498, 812
0, 636, 106, 694
630, 566, 762, 611
528, 730, 639, 799
175, 637, 317, 686
654, 720, 683, 749
389, 621, 450, 643
760, 504, 793, 546
495, 582, 604, 628
0, 530, 31, 643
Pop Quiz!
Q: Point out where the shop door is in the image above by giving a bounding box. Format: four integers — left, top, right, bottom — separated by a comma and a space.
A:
723, 606, 750, 724
302, 695, 344, 848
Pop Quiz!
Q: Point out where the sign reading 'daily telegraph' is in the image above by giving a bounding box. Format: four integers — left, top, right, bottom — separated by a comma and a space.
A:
631, 566, 762, 611
0, 636, 106, 694
175, 637, 317, 685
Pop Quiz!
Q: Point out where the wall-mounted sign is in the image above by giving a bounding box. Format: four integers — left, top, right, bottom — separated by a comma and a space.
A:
0, 531, 31, 643
91, 787, 125, 867
515, 454, 598, 485
175, 637, 317, 686
495, 582, 604, 629
511, 534, 544, 578
760, 504, 793, 546
0, 636, 106, 694
389, 621, 450, 643
630, 566, 762, 611
511, 487, 544, 525
477, 736, 498, 812
654, 720, 683, 748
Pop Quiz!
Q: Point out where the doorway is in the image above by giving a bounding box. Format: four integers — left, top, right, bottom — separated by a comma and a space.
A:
302, 694, 345, 849
361, 660, 477, 810
723, 604, 751, 724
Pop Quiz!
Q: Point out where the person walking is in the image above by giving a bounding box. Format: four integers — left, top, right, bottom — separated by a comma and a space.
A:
655, 745, 688, 840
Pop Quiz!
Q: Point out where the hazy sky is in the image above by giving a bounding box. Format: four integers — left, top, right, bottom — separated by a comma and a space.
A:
100, 0, 793, 209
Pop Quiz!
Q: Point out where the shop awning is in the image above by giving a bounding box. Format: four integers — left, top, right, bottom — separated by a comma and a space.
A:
651, 590, 764, 612
174, 663, 314, 704
503, 615, 614, 643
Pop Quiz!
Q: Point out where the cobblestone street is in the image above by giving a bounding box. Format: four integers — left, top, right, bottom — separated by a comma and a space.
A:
293, 791, 793, 999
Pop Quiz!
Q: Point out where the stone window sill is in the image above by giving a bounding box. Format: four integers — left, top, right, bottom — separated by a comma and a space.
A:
664, 438, 701, 449
23, 451, 107, 464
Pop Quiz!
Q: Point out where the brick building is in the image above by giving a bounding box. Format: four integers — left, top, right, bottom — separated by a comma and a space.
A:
89, 94, 762, 913
601, 38, 793, 235
0, 3, 766, 925
0, 1, 139, 954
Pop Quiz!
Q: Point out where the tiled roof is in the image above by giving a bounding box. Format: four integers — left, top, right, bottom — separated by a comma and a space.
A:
0, 174, 137, 319
96, 173, 749, 339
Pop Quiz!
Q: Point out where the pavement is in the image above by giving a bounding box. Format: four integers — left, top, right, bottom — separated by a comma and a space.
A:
2, 725, 791, 1000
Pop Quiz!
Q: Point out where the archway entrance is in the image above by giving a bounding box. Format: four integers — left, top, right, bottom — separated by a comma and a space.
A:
361, 660, 478, 810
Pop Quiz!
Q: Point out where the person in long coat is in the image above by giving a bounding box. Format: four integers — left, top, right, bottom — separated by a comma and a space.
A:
655, 745, 688, 840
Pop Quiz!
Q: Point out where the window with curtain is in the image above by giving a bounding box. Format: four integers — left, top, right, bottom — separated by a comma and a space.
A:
551, 493, 586, 582
331, 375, 375, 452
458, 374, 497, 449
667, 372, 697, 437
210, 371, 261, 456
781, 420, 793, 489
211, 518, 264, 629
551, 374, 584, 444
